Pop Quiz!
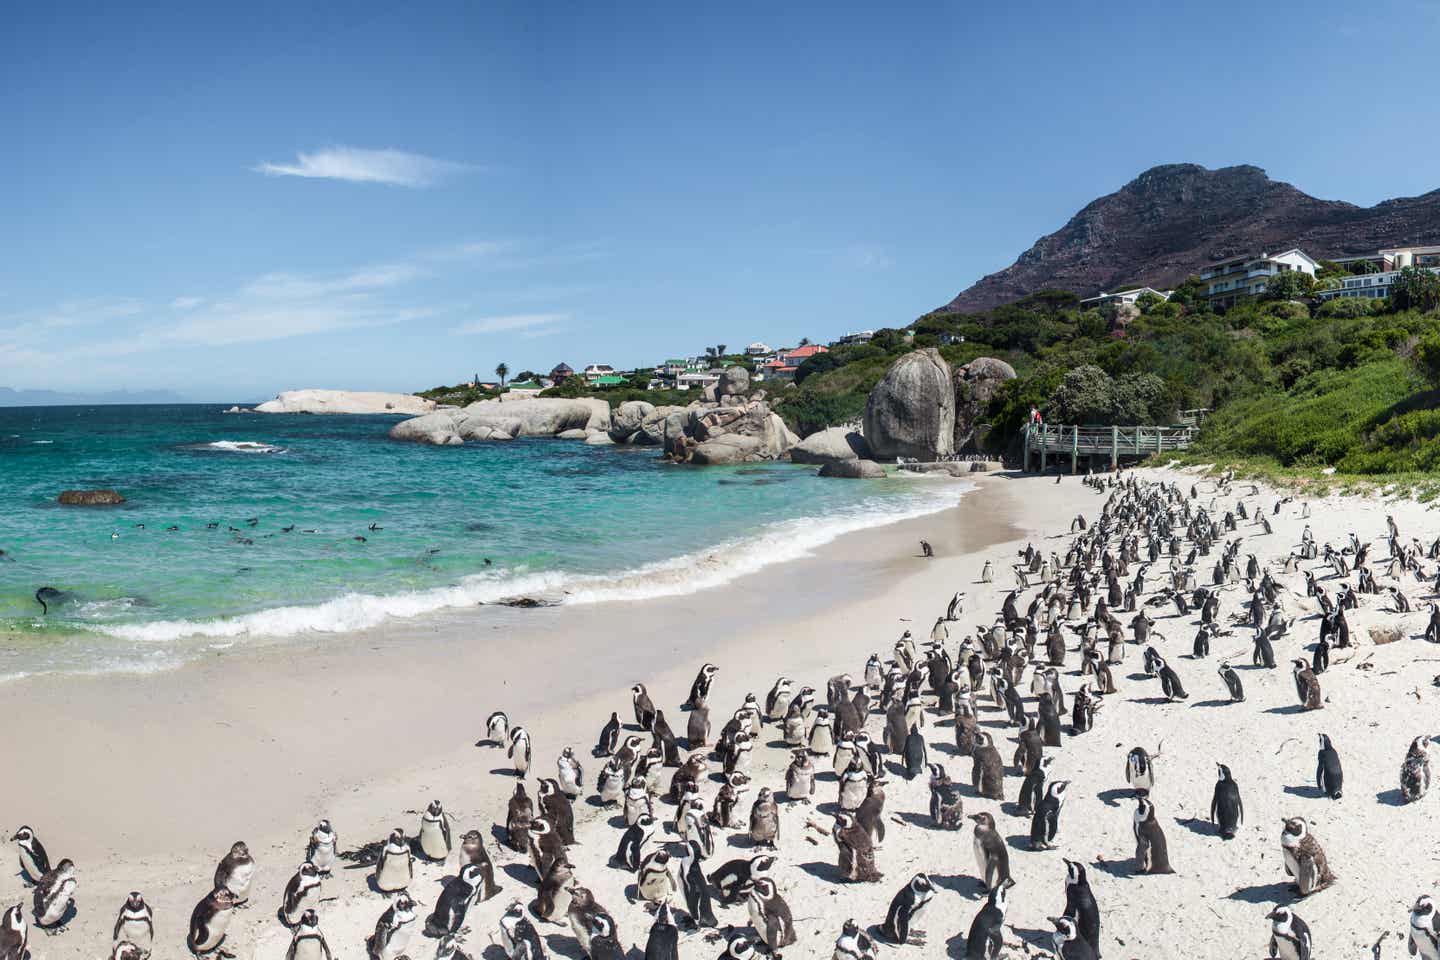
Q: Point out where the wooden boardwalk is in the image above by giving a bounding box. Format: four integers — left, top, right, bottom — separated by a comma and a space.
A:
1022, 419, 1202, 472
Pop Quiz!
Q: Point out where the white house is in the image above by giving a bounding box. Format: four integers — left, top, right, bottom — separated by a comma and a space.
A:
1078, 287, 1171, 310
1317, 265, 1440, 301
581, 363, 616, 381
675, 371, 721, 391
1199, 249, 1318, 308
745, 342, 771, 355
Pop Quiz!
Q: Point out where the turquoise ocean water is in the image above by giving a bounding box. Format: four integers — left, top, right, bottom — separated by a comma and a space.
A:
0, 404, 966, 678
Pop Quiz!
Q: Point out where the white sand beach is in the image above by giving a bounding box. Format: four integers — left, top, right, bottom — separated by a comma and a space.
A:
4, 467, 1439, 959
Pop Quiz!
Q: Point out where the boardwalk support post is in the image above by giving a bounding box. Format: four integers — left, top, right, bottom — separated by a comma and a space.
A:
1111, 425, 1118, 472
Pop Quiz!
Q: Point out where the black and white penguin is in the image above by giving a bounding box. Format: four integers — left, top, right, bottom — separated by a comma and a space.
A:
32, 858, 76, 930
1218, 662, 1244, 702
212, 841, 255, 904
0, 905, 25, 960
505, 783, 534, 853
745, 876, 796, 954
902, 724, 928, 780
749, 787, 780, 848
1155, 655, 1188, 701
833, 917, 877, 960
595, 712, 621, 756
1049, 915, 1097, 960
686, 663, 719, 709
418, 799, 453, 862
644, 901, 681, 960
497, 900, 544, 960
969, 812, 1010, 891
280, 862, 323, 927
720, 933, 758, 960
1019, 754, 1054, 816
612, 812, 656, 872
1401, 736, 1433, 803
539, 777, 576, 845
878, 872, 934, 945
186, 885, 240, 957
636, 849, 677, 906
1133, 797, 1174, 874
306, 820, 338, 876
459, 829, 502, 901
1210, 763, 1244, 839
508, 727, 532, 777
374, 828, 414, 893
1030, 780, 1070, 850
1316, 734, 1343, 799
424, 862, 483, 938
677, 839, 716, 929
1409, 895, 1440, 960
709, 854, 775, 907
785, 750, 815, 804
971, 731, 1005, 800
632, 683, 657, 730
366, 894, 417, 960
284, 909, 332, 960
11, 827, 50, 886
1061, 859, 1101, 957
927, 763, 965, 829
1280, 817, 1335, 896
557, 746, 585, 798
484, 711, 509, 747
1267, 906, 1313, 960
964, 877, 1015, 959
534, 858, 575, 924
1124, 747, 1154, 793
112, 891, 153, 951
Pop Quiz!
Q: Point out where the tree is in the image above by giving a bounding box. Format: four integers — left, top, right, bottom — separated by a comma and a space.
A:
1391, 266, 1440, 313
1263, 271, 1315, 301
1135, 292, 1166, 314
495, 362, 509, 387
1048, 365, 1115, 424
1414, 332, 1440, 385
716, 344, 727, 357
798, 337, 812, 347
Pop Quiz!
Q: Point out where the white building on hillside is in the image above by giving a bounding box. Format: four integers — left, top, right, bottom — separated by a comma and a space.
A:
1199, 249, 1318, 309
1078, 287, 1171, 310
745, 342, 771, 355
1317, 265, 1440, 301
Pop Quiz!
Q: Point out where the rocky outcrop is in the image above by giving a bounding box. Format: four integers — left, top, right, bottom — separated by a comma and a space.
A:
953, 357, 1017, 452
690, 434, 764, 465
584, 432, 615, 446
818, 459, 886, 479
557, 429, 590, 440
717, 366, 751, 398
388, 413, 464, 446
789, 427, 871, 465
453, 414, 522, 441
863, 349, 955, 461
255, 390, 435, 416
609, 400, 657, 442
637, 407, 686, 446
459, 398, 611, 437
57, 489, 126, 505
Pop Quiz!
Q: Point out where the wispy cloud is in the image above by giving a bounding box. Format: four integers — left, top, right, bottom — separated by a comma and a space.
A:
244, 263, 425, 299
451, 313, 566, 336
253, 147, 469, 187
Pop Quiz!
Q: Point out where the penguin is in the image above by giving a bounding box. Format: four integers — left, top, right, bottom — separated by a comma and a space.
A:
1049, 915, 1097, 960
374, 828, 414, 893
927, 763, 965, 829
1125, 747, 1153, 793
279, 862, 323, 927
1218, 662, 1244, 703
1062, 859, 1101, 958
186, 885, 240, 957
508, 727, 532, 776
0, 905, 24, 960
1410, 895, 1440, 960
964, 877, 1014, 960
808, 706, 836, 756
879, 872, 935, 945
113, 891, 153, 951
505, 783, 534, 853
418, 800, 453, 862
1316, 734, 1343, 799
425, 862, 484, 937
285, 909, 332, 960
645, 902, 681, 960
681, 798, 714, 859
1280, 817, 1335, 896
712, 772, 751, 829
484, 711, 509, 747
633, 683, 657, 730
1210, 763, 1244, 839
565, 885, 613, 957
459, 829, 502, 901
538, 777, 576, 845
1267, 906, 1313, 960
613, 813, 656, 871
677, 839, 716, 928
686, 663, 719, 709
557, 746, 585, 797
719, 933, 758, 960
624, 777, 654, 827
749, 787, 780, 848
981, 560, 993, 583
213, 841, 255, 904
1292, 660, 1322, 711
306, 820, 338, 876
497, 900, 545, 960
595, 712, 621, 756
971, 731, 1005, 800
526, 817, 564, 880
834, 917, 877, 960
745, 877, 796, 953
687, 702, 712, 748
902, 724, 928, 780
534, 858, 575, 924
1019, 754, 1054, 816
1133, 797, 1175, 874
367, 895, 417, 960
1156, 655, 1188, 701
970, 812, 1010, 891
709, 854, 775, 907
1401, 736, 1433, 803
785, 750, 815, 803
1030, 779, 1070, 850
832, 811, 882, 882
636, 849, 678, 905
32, 858, 76, 930
11, 827, 50, 885
652, 710, 683, 767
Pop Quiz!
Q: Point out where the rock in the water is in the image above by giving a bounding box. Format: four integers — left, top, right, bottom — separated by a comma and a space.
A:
454, 414, 522, 441
636, 407, 685, 446
953, 357, 1017, 452
57, 489, 126, 505
818, 459, 886, 479
690, 434, 763, 465
388, 413, 464, 446
863, 348, 956, 461
609, 400, 656, 442
461, 398, 610, 436
255, 389, 435, 416
717, 366, 751, 397
557, 428, 589, 440
789, 427, 871, 465
584, 432, 616, 446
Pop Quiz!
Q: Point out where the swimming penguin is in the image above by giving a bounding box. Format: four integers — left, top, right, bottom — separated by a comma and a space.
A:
508, 727, 532, 776
595, 712, 621, 756
534, 858, 575, 923
927, 763, 965, 829
746, 877, 796, 954
1410, 896, 1440, 960
879, 872, 935, 945
709, 854, 775, 907
0, 904, 25, 960
964, 877, 1015, 959
458, 830, 501, 901
1267, 906, 1312, 960
632, 683, 657, 730
418, 800, 453, 862
113, 891, 153, 951
636, 849, 678, 905
484, 711, 509, 746
970, 812, 1010, 891
1049, 915, 1097, 960
1218, 662, 1245, 703
366, 894, 417, 960
1401, 736, 1433, 803
1316, 734, 1343, 799
612, 812, 656, 871
1280, 817, 1335, 896
1061, 859, 1101, 957
306, 821, 338, 876
279, 862, 323, 927
1133, 797, 1174, 874
497, 900, 545, 960
11, 827, 50, 885
832, 811, 882, 882
505, 783, 534, 853
213, 841, 255, 904
285, 909, 332, 960
32, 858, 76, 930
785, 750, 815, 803
1030, 780, 1070, 850
1211, 763, 1244, 839
1125, 747, 1154, 793
186, 885, 240, 957
677, 839, 716, 928
373, 828, 414, 893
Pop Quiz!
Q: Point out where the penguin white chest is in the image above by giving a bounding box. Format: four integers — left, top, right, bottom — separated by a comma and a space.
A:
118, 916, 152, 945
419, 818, 449, 861
39, 879, 75, 924
376, 851, 411, 892
292, 937, 327, 960
225, 863, 255, 899
194, 907, 232, 950
378, 919, 413, 960
309, 841, 336, 873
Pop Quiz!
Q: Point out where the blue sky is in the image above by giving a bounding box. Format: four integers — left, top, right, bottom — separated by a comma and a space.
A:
3, 0, 1438, 401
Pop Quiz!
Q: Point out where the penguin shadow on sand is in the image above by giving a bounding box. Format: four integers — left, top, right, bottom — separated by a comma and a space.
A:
1263, 704, 1309, 716
540, 932, 585, 959
1095, 787, 1137, 808
1375, 786, 1408, 806
891, 810, 934, 829
928, 872, 986, 901
1088, 857, 1135, 879
1282, 783, 1326, 799
1191, 698, 1235, 708
1226, 879, 1300, 905
1174, 815, 1220, 838
795, 859, 845, 884
499, 862, 533, 885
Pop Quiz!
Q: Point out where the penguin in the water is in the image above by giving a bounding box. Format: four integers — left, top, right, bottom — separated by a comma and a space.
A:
964, 877, 1014, 959
113, 891, 153, 951
1316, 734, 1343, 799
186, 885, 240, 957
1210, 763, 1244, 839
878, 872, 935, 945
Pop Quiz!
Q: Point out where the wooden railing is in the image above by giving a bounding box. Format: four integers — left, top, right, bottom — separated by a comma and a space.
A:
1022, 421, 1202, 473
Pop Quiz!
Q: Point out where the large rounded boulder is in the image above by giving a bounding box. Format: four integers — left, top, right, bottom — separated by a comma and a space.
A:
57, 489, 126, 505
789, 427, 871, 465
817, 459, 886, 479
863, 348, 955, 461
954, 356, 1017, 452
388, 413, 463, 446
717, 366, 751, 398
609, 400, 656, 442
